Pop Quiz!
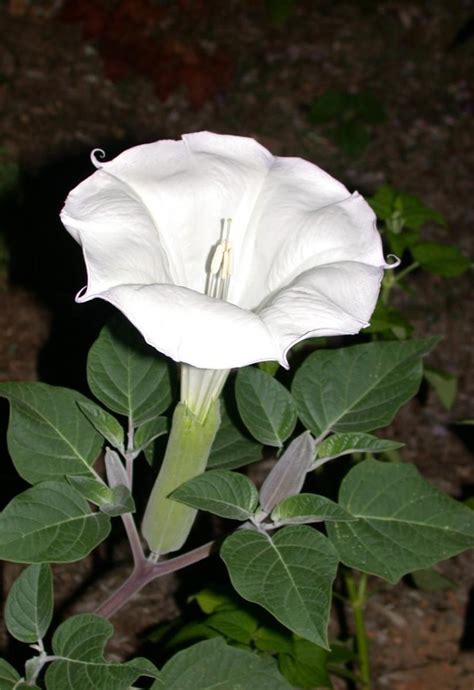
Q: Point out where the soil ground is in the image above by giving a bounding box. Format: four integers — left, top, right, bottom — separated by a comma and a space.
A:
0, 1, 473, 688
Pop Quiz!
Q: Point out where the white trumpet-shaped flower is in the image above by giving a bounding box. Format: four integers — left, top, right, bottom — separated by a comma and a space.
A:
61, 132, 391, 376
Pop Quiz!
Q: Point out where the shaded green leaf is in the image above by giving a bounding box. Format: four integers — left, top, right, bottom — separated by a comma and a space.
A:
365, 303, 413, 339
253, 626, 293, 654
412, 241, 471, 277
87, 317, 172, 425
292, 339, 437, 436
5, 564, 53, 642
77, 400, 124, 450
279, 638, 331, 689
134, 416, 168, 452
207, 609, 259, 643
0, 658, 20, 689
190, 588, 235, 615
411, 567, 456, 592
154, 637, 291, 689
208, 408, 262, 470
327, 460, 474, 583
221, 526, 339, 648
100, 485, 135, 517
0, 481, 110, 563
317, 432, 404, 462
172, 470, 259, 521
66, 475, 113, 506
45, 614, 159, 690
236, 367, 297, 447
0, 383, 103, 485
271, 494, 355, 526
424, 366, 457, 410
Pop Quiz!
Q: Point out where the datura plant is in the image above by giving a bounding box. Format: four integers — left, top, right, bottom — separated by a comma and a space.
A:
0, 132, 472, 690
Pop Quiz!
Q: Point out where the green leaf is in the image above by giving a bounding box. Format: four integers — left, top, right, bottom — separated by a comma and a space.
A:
0, 659, 20, 689
0, 481, 110, 563
155, 637, 292, 690
77, 400, 124, 450
87, 317, 172, 425
292, 339, 438, 436
190, 588, 236, 614
5, 564, 53, 642
271, 494, 355, 525
208, 408, 262, 470
279, 637, 331, 689
368, 185, 445, 231
66, 475, 113, 506
334, 121, 370, 157
134, 416, 168, 451
258, 360, 280, 376
0, 382, 103, 484
412, 241, 471, 277
221, 526, 339, 648
411, 568, 456, 592
100, 485, 135, 517
45, 614, 160, 690
236, 367, 297, 447
327, 460, 474, 583
365, 303, 413, 339
317, 432, 404, 462
171, 470, 259, 521
424, 366, 457, 410
259, 432, 315, 513
253, 626, 293, 654
206, 609, 259, 643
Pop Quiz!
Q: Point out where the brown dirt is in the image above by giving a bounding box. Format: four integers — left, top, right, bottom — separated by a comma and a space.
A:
0, 1, 473, 688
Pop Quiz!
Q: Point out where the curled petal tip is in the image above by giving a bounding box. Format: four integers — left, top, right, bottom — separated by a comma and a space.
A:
385, 254, 401, 269
90, 148, 106, 169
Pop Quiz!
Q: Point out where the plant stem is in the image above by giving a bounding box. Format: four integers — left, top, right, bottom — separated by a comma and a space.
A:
95, 539, 216, 619
121, 512, 144, 567
345, 571, 371, 690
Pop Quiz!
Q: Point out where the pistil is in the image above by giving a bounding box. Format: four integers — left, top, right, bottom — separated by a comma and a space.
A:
207, 218, 233, 301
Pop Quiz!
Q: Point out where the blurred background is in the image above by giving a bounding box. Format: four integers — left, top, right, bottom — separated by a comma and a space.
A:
0, 1, 472, 688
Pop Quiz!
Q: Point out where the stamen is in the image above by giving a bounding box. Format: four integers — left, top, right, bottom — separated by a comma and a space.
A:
206, 218, 233, 300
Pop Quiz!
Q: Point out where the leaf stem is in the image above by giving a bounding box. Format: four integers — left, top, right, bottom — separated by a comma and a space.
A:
121, 512, 144, 567
345, 571, 371, 690
95, 539, 216, 619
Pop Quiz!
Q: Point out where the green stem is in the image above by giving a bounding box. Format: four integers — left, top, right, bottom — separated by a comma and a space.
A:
141, 400, 220, 556
345, 571, 371, 690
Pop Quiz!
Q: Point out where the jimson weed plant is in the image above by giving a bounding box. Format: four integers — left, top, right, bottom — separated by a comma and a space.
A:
0, 132, 472, 690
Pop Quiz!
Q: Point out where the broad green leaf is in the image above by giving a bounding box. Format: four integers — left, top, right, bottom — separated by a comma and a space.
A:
412, 241, 471, 277
134, 416, 168, 451
87, 317, 172, 425
171, 470, 259, 521
0, 659, 20, 689
67, 475, 113, 506
45, 614, 159, 690
0, 382, 103, 484
0, 481, 110, 563
235, 367, 297, 447
207, 609, 259, 643
221, 526, 339, 648
424, 366, 457, 410
411, 568, 456, 592
292, 339, 437, 436
77, 400, 124, 450
271, 494, 355, 526
5, 564, 53, 642
208, 408, 262, 470
259, 432, 315, 513
100, 485, 135, 517
279, 638, 331, 689
327, 460, 474, 583
154, 637, 292, 690
317, 432, 404, 462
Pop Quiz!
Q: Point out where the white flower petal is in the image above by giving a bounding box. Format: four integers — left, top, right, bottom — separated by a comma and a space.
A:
258, 261, 384, 364
80, 283, 281, 369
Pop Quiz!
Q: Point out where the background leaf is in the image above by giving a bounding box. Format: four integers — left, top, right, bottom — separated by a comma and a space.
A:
424, 366, 457, 410
327, 460, 474, 583
5, 564, 53, 643
0, 481, 110, 563
292, 339, 437, 436
0, 658, 20, 689
87, 316, 173, 425
317, 432, 404, 461
172, 470, 259, 521
0, 382, 103, 485
221, 526, 339, 648
134, 416, 168, 452
235, 367, 297, 447
208, 408, 262, 470
45, 614, 159, 690
279, 638, 331, 689
411, 241, 471, 277
271, 494, 354, 525
154, 637, 292, 689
